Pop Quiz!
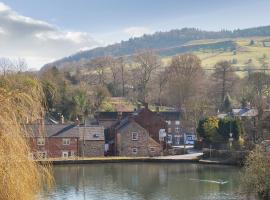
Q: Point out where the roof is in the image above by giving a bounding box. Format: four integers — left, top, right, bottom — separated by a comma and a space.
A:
115, 117, 130, 130
157, 111, 181, 120
96, 111, 132, 120
25, 124, 79, 138
232, 108, 258, 117
25, 123, 104, 140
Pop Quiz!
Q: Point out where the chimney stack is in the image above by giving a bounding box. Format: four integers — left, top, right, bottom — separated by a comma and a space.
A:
144, 102, 148, 109
60, 115, 64, 124
75, 117, 80, 126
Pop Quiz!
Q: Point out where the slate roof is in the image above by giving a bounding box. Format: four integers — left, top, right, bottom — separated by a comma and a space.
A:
25, 124, 79, 138
157, 111, 181, 120
232, 108, 258, 117
25, 123, 105, 139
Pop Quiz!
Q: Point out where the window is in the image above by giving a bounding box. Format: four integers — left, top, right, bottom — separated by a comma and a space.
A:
166, 120, 171, 125
62, 151, 69, 158
132, 132, 138, 140
168, 128, 172, 133
132, 148, 138, 154
37, 138, 45, 146
63, 138, 70, 145
175, 120, 180, 125
150, 147, 155, 152
37, 151, 47, 159
175, 127, 180, 133
167, 134, 172, 143
70, 151, 75, 157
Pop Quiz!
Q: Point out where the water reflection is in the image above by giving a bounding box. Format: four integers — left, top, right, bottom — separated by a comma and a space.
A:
41, 163, 258, 200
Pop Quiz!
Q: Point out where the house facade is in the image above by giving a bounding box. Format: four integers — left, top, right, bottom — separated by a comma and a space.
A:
79, 125, 105, 157
133, 105, 167, 143
158, 111, 183, 145
115, 117, 161, 157
27, 124, 80, 159
27, 123, 105, 159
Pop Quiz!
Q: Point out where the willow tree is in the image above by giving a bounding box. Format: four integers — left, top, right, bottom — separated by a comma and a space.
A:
0, 74, 52, 200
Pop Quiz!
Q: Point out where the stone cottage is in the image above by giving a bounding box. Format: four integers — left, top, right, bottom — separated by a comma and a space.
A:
79, 125, 105, 157
115, 117, 161, 157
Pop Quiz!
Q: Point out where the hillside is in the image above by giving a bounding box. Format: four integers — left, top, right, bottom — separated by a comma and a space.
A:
42, 26, 270, 70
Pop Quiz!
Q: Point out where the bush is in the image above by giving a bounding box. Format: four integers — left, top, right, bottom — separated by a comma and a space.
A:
242, 146, 270, 199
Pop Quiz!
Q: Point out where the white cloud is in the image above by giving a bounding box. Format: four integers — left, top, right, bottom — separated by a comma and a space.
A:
0, 2, 101, 69
123, 26, 153, 38
0, 26, 5, 34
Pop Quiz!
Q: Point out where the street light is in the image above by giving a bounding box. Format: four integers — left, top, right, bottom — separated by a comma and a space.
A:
229, 132, 233, 149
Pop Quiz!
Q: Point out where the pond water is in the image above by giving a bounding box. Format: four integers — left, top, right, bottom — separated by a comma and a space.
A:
40, 163, 258, 200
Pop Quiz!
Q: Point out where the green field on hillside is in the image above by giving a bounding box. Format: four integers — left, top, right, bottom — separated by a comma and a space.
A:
162, 37, 270, 72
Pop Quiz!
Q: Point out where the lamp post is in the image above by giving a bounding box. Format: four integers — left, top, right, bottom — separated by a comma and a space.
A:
229, 132, 233, 149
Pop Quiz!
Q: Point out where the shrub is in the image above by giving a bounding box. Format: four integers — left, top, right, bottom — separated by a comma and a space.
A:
242, 146, 270, 199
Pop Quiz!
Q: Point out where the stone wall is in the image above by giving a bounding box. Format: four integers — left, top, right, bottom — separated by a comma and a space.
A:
79, 140, 104, 157
116, 121, 161, 157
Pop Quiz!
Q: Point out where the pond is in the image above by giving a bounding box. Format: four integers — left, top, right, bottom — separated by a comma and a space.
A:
40, 163, 258, 200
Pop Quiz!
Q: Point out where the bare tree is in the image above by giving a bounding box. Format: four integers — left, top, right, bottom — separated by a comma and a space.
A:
156, 68, 169, 106
90, 56, 111, 86
14, 58, 28, 72
167, 54, 204, 109
0, 57, 13, 76
133, 50, 161, 103
212, 60, 236, 110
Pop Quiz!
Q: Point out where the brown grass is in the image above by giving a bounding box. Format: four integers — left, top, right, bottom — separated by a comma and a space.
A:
0, 74, 53, 200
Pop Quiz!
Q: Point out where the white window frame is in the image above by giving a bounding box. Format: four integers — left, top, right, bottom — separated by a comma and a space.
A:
62, 151, 69, 158
37, 151, 47, 159
63, 138, 70, 145
132, 132, 139, 141
175, 127, 180, 133
37, 138, 45, 146
132, 148, 138, 154
166, 120, 171, 125
175, 120, 180, 125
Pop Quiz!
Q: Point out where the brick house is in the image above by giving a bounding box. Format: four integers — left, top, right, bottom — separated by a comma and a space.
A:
27, 122, 105, 158
158, 111, 183, 145
27, 124, 80, 159
131, 104, 167, 143
115, 117, 161, 157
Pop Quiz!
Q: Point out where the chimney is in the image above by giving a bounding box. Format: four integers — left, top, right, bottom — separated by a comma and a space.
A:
75, 117, 80, 126
117, 112, 122, 120
144, 102, 148, 109
60, 115, 64, 124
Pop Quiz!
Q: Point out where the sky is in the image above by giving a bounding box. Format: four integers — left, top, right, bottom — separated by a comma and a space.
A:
1, 0, 270, 69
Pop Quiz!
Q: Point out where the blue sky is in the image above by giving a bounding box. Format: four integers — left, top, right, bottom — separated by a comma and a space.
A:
0, 0, 270, 69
